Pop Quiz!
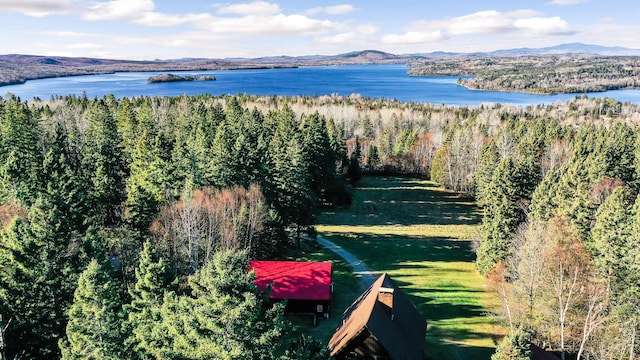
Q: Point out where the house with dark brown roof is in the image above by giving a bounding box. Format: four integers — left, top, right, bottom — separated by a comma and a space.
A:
328, 273, 427, 360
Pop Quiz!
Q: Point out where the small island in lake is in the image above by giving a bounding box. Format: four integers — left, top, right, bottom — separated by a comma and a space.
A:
147, 73, 216, 83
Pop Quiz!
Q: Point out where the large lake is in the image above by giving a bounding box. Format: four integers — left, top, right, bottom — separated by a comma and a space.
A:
4, 64, 640, 106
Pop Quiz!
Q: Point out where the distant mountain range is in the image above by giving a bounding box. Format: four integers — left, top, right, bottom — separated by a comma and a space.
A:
220, 43, 640, 63
470, 43, 640, 57
2, 43, 639, 68
2, 43, 640, 87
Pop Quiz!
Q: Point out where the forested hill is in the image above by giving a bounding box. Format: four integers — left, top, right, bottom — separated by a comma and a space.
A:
0, 50, 410, 86
0, 93, 639, 359
409, 55, 640, 94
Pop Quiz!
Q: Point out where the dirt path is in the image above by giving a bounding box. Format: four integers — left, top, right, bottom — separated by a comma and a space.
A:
314, 235, 378, 288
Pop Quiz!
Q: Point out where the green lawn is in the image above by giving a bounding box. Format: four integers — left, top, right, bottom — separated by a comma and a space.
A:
317, 176, 503, 360
280, 239, 362, 345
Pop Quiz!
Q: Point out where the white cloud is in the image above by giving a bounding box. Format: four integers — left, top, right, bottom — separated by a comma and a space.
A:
381, 31, 446, 45
514, 16, 574, 34
445, 10, 515, 35
506, 9, 543, 18
217, 1, 280, 16
84, 0, 154, 21
354, 24, 378, 36
43, 30, 98, 38
0, 0, 72, 17
307, 4, 356, 15
547, 0, 589, 5
318, 24, 378, 44
202, 14, 336, 35
385, 9, 574, 46
66, 42, 103, 49
135, 12, 213, 27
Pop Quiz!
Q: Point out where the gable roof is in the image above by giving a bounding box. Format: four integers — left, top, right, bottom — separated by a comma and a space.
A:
328, 273, 427, 360
249, 260, 332, 301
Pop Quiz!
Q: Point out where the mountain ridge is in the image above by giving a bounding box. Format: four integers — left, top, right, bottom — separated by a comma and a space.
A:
2, 43, 640, 87
2, 43, 640, 66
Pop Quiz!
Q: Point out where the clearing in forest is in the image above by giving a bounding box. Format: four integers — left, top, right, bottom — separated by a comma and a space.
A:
317, 176, 503, 360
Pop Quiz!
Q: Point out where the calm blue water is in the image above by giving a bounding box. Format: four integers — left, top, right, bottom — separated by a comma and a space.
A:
4, 64, 640, 106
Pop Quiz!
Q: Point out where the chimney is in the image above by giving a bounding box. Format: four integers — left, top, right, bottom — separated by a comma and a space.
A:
378, 287, 394, 320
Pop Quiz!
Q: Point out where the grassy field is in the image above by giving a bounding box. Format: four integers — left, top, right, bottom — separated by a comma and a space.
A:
280, 239, 362, 345
317, 176, 503, 360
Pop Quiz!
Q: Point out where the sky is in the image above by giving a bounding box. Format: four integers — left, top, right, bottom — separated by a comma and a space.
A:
0, 0, 639, 60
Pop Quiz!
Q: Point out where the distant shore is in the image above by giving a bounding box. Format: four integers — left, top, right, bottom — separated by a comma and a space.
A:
0, 62, 296, 87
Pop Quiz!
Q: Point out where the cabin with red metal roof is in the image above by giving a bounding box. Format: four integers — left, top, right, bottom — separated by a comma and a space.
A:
250, 260, 333, 324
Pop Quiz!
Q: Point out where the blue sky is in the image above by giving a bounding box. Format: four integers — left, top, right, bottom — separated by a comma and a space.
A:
0, 0, 638, 59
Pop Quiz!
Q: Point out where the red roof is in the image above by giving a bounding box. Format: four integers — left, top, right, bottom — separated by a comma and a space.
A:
249, 261, 332, 301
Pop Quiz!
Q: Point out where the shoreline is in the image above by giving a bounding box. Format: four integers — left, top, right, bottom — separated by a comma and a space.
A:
0, 65, 298, 88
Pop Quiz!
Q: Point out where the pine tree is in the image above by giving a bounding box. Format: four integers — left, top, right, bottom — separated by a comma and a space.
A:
474, 141, 499, 205
590, 185, 635, 276
125, 130, 168, 235
0, 95, 42, 205
491, 327, 532, 360
60, 260, 126, 360
477, 157, 527, 274
300, 112, 338, 200
82, 100, 127, 226
125, 241, 177, 357
210, 118, 241, 187
347, 136, 362, 184
0, 201, 82, 358
149, 250, 288, 359
266, 106, 316, 240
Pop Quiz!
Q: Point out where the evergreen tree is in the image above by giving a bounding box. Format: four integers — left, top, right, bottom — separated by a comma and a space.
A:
491, 328, 532, 360
603, 123, 635, 183
82, 100, 127, 225
347, 136, 362, 184
326, 117, 347, 172
210, 119, 241, 188
266, 106, 316, 239
474, 141, 499, 205
125, 130, 168, 235
149, 250, 288, 359
300, 112, 338, 201
125, 241, 177, 357
59, 260, 126, 360
0, 199, 84, 358
477, 157, 527, 274
366, 144, 380, 169
0, 95, 42, 205
42, 123, 90, 230
590, 185, 635, 276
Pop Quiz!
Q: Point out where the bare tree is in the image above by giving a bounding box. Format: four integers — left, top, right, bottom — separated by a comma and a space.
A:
1, 314, 10, 360
486, 262, 516, 334
541, 139, 571, 177
541, 217, 591, 360
511, 220, 551, 315
496, 130, 517, 160
576, 276, 609, 360
153, 184, 268, 276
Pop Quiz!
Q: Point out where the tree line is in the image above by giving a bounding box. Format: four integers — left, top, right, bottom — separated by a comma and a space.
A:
408, 55, 640, 94
434, 110, 640, 359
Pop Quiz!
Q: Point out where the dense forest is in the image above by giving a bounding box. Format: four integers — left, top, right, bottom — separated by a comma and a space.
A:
409, 55, 640, 94
0, 93, 639, 359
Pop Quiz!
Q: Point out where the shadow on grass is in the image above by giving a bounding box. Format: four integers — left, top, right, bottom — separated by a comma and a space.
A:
319, 176, 500, 359
320, 176, 482, 227
323, 233, 477, 264
277, 239, 362, 346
